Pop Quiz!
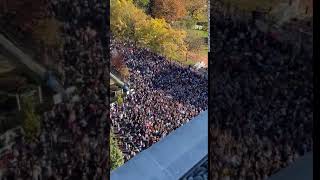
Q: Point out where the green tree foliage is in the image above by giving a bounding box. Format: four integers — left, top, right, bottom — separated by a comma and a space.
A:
185, 30, 205, 61
172, 16, 196, 29
185, 0, 208, 22
133, 0, 150, 11
185, 30, 204, 53
116, 94, 124, 105
21, 96, 41, 142
111, 0, 187, 61
110, 132, 125, 170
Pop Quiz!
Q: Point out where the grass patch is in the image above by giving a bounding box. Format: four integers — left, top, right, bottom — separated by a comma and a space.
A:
186, 29, 208, 39
199, 45, 209, 56
185, 29, 208, 63
183, 59, 197, 66
167, 49, 197, 66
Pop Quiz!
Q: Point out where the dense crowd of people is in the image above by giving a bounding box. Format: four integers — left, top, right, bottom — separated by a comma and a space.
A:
110, 41, 208, 161
1, 0, 109, 179
0, 0, 209, 178
209, 9, 313, 180
0, 0, 313, 179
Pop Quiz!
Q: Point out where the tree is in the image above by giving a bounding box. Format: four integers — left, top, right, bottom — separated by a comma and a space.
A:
111, 51, 126, 72
171, 16, 196, 29
133, 0, 150, 11
119, 67, 130, 81
116, 94, 124, 105
111, 0, 187, 61
110, 132, 125, 170
185, 0, 207, 21
111, 0, 148, 41
185, 30, 204, 61
21, 96, 41, 142
185, 31, 204, 51
111, 50, 130, 80
151, 0, 187, 22
136, 18, 187, 60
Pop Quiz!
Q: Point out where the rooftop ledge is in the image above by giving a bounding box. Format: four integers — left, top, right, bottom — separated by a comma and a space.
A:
111, 110, 208, 180
268, 151, 313, 180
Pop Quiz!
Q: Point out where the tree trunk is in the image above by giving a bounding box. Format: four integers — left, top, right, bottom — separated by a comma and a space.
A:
185, 51, 188, 61
148, 0, 155, 16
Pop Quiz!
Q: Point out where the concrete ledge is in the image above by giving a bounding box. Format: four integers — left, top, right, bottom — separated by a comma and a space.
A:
110, 72, 125, 87
111, 110, 208, 180
268, 152, 313, 180
0, 34, 46, 77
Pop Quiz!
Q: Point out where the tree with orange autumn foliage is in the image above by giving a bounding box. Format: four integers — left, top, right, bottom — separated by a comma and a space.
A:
151, 0, 187, 22
111, 50, 130, 80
